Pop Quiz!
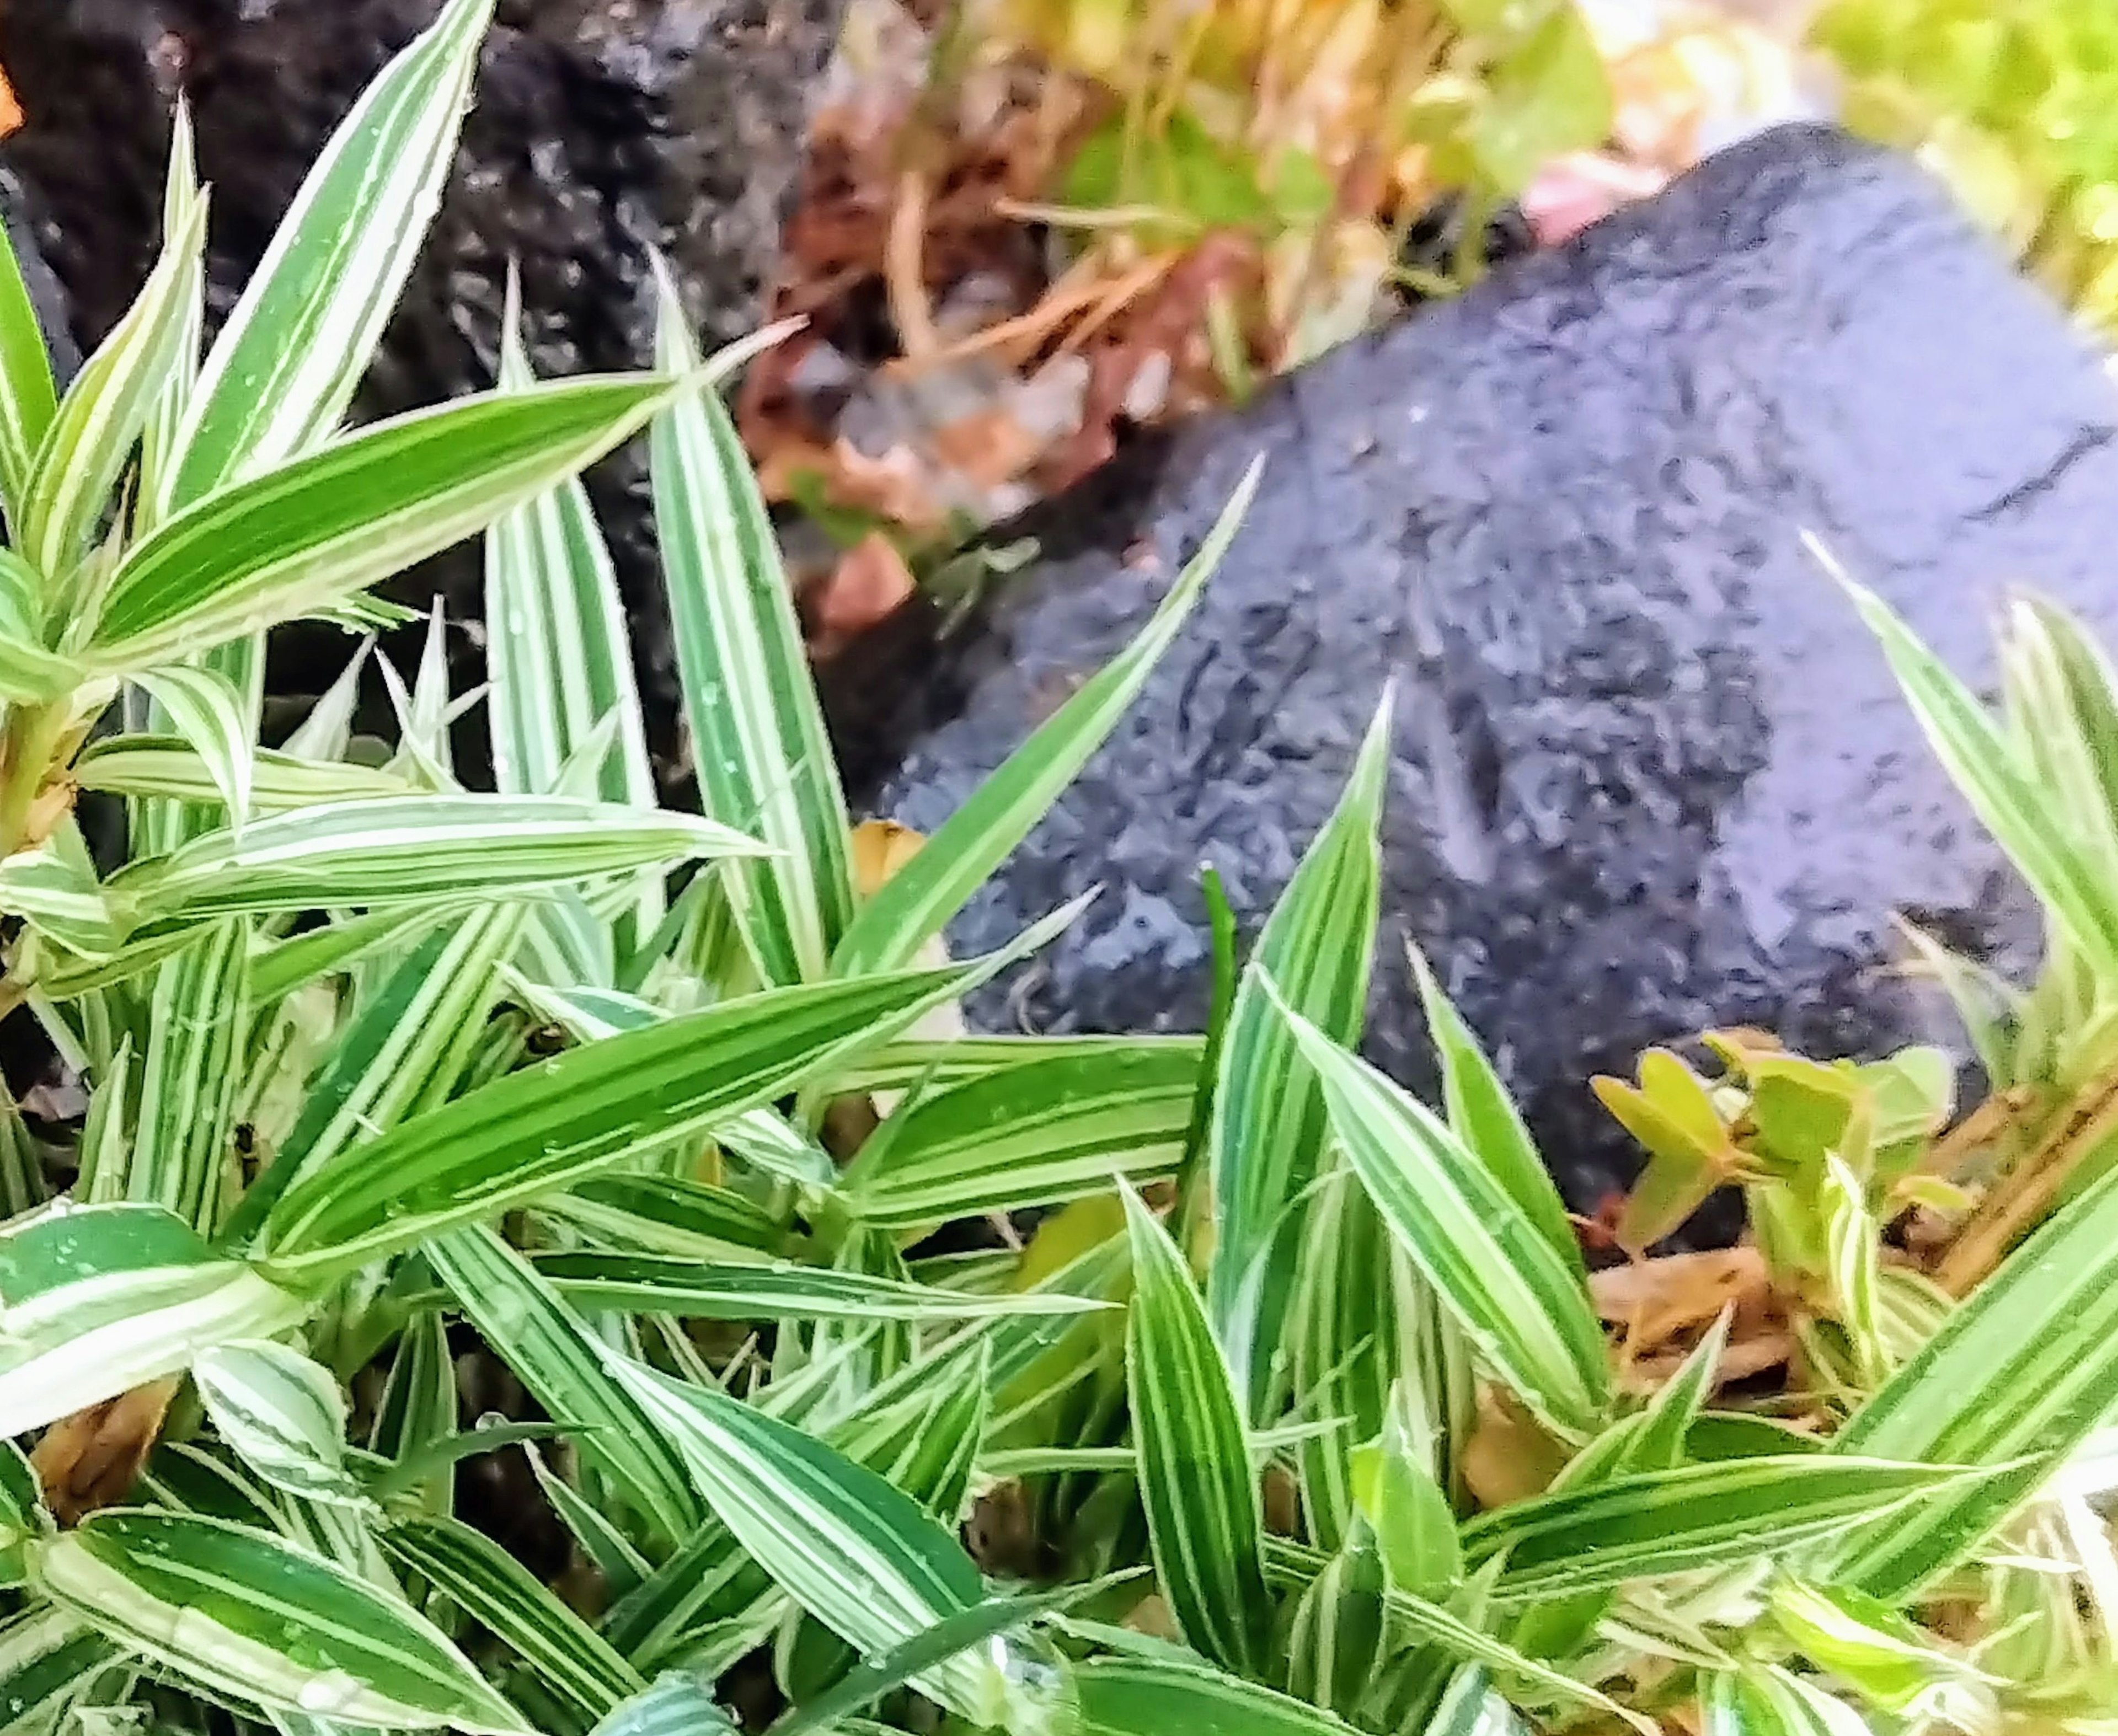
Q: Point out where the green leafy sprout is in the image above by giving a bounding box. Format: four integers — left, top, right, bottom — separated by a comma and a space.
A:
0, 5, 2112, 1736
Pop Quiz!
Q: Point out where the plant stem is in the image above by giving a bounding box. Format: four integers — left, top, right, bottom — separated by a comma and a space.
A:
0, 702, 67, 861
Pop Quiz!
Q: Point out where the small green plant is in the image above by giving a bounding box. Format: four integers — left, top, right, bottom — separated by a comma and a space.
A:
1, 3, 2116, 1734
1813, 0, 2118, 334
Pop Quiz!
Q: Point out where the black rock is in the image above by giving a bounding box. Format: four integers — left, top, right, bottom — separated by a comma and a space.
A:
0, 0, 841, 757
853, 123, 2118, 1215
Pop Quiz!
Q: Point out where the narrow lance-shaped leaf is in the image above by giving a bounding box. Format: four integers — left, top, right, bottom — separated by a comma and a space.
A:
0, 547, 85, 703
1076, 1655, 1367, 1736
382, 1517, 648, 1727
607, 1358, 1022, 1727
93, 375, 681, 672
129, 666, 257, 837
257, 958, 980, 1277
19, 194, 208, 581
1268, 984, 1610, 1437
841, 1046, 1198, 1228
164, 0, 498, 508
652, 261, 853, 984
108, 795, 758, 930
0, 1608, 122, 1736
831, 458, 1261, 979
0, 1204, 309, 1440
1120, 1182, 1272, 1675
136, 96, 204, 535
1209, 691, 1390, 1406
33, 1509, 528, 1733
1827, 1147, 2118, 1599
0, 197, 60, 526
192, 1340, 370, 1510
424, 1225, 705, 1547
130, 917, 249, 1234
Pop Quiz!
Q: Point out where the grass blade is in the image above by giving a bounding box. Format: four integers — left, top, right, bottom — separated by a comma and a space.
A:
93, 377, 677, 671
531, 1251, 1107, 1323
652, 265, 854, 984
1121, 1183, 1272, 1674
830, 458, 1261, 978
164, 0, 496, 506
0, 212, 59, 527
35, 1509, 526, 1732
130, 917, 249, 1233
1269, 987, 1609, 1437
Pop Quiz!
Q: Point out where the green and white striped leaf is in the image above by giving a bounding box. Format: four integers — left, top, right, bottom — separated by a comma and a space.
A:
609, 1359, 1014, 1724
590, 1674, 737, 1736
0, 822, 124, 960
425, 1225, 705, 1545
651, 264, 853, 986
1121, 1183, 1271, 1674
0, 1204, 309, 1439
1827, 1150, 2118, 1599
136, 97, 204, 537
842, 1046, 1198, 1228
224, 904, 527, 1246
1702, 1665, 1872, 1736
368, 1311, 458, 1519
1767, 1576, 1992, 1718
193, 1340, 368, 1510
94, 376, 678, 672
1208, 693, 1389, 1400
1077, 1655, 1361, 1736
532, 1251, 1107, 1323
1270, 987, 1609, 1437
0, 1608, 121, 1736
34, 1509, 526, 1732
1286, 1518, 1387, 1720
838, 1033, 1205, 1097
831, 459, 1260, 979
1409, 943, 1582, 1279
1839, 567, 2118, 979
108, 796, 757, 930
1459, 1455, 1989, 1603
76, 736, 414, 811
258, 959, 974, 1277
163, 0, 496, 508
18, 196, 207, 581
383, 1517, 647, 1727
543, 1173, 784, 1262
125, 667, 257, 834
0, 207, 60, 528
0, 546, 83, 701
129, 915, 249, 1231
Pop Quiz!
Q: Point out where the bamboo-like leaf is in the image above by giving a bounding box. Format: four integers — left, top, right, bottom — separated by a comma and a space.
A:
223, 904, 528, 1246
831, 459, 1260, 979
78, 738, 411, 813
258, 959, 974, 1277
0, 823, 124, 961
34, 1509, 527, 1732
651, 265, 853, 985
124, 668, 256, 834
1828, 1151, 2118, 1599
590, 1674, 738, 1736
383, 1517, 647, 1727
136, 98, 205, 537
130, 916, 249, 1232
1703, 1665, 1873, 1736
0, 1203, 309, 1439
1409, 943, 1582, 1278
0, 547, 84, 702
1286, 1518, 1386, 1719
94, 377, 679, 671
0, 1608, 121, 1736
1838, 566, 2118, 978
1120, 1183, 1271, 1674
542, 1174, 785, 1263
1270, 987, 1609, 1437
0, 209, 59, 528
1208, 694, 1390, 1399
164, 0, 496, 507
108, 795, 757, 930
1077, 1656, 1363, 1735
368, 1311, 457, 1519
838, 1033, 1206, 1097
842, 1047, 1199, 1228
531, 1251, 1107, 1324
1460, 1456, 1990, 1602
19, 196, 207, 580
608, 1358, 1017, 1724
424, 1225, 705, 1546
194, 1341, 368, 1510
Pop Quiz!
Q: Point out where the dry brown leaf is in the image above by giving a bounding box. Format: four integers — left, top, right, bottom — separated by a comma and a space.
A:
32, 1378, 181, 1526
1590, 1246, 1771, 1349
0, 62, 20, 143
811, 532, 917, 650
851, 816, 926, 897
1463, 1388, 1570, 1510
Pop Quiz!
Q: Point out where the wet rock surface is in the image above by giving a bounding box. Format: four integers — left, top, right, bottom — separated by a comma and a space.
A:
855, 123, 2118, 1215
0, 0, 842, 752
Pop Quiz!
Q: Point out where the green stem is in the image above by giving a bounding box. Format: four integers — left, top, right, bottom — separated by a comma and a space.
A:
0, 702, 67, 861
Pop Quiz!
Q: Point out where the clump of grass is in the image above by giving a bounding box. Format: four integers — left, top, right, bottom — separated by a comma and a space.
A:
0, 6, 2115, 1736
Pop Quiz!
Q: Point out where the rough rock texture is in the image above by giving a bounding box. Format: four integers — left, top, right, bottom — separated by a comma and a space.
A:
857, 124, 2118, 1215
0, 0, 841, 746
